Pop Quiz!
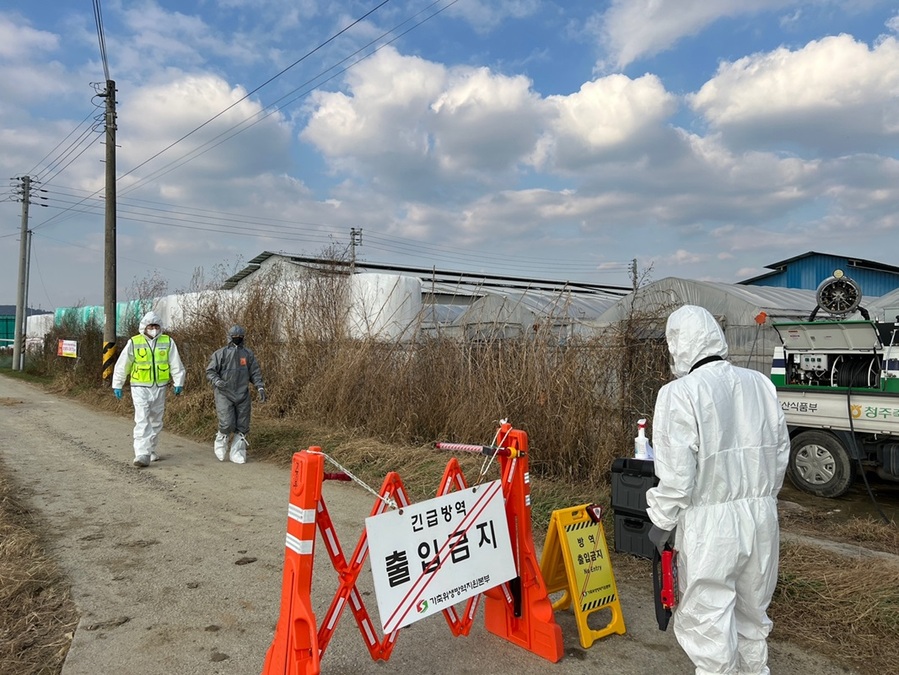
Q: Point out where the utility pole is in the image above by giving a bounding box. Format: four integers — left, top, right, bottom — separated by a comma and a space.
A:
12, 176, 31, 371
630, 258, 638, 293
101, 79, 117, 381
350, 227, 363, 272
11, 177, 47, 370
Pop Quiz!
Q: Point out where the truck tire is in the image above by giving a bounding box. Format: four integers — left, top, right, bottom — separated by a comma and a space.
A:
787, 430, 856, 498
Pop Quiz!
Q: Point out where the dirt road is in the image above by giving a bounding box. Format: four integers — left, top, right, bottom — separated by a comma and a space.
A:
0, 377, 858, 674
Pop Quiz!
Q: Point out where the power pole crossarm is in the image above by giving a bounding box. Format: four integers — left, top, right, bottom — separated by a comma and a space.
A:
350, 228, 363, 272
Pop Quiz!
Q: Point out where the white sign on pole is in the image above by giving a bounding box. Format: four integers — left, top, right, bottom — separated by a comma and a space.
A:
365, 479, 515, 633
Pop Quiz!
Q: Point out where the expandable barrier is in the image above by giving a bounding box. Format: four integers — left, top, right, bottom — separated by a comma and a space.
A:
262, 422, 564, 675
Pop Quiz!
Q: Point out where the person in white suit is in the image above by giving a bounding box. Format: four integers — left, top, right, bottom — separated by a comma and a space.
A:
646, 305, 790, 675
112, 311, 186, 467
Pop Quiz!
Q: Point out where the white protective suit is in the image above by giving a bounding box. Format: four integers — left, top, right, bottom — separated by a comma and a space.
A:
112, 311, 186, 463
645, 305, 789, 675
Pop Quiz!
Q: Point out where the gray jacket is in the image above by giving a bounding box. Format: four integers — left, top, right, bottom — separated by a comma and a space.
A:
205, 343, 265, 403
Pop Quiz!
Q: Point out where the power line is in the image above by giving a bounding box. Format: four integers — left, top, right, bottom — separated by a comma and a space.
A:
32, 230, 193, 277
118, 0, 462, 197
93, 0, 111, 82
118, 0, 395, 184
38, 132, 102, 188
27, 110, 97, 178
32, 183, 631, 277
16, 1, 632, 292
31, 0, 399, 232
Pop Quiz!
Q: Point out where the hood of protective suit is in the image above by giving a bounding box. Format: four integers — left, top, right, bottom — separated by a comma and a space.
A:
665, 305, 728, 378
139, 311, 163, 333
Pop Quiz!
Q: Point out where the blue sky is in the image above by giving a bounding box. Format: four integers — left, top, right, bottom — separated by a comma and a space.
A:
2, 0, 898, 309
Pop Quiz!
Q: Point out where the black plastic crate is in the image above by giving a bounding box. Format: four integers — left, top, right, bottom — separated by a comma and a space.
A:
611, 457, 658, 517
613, 512, 655, 559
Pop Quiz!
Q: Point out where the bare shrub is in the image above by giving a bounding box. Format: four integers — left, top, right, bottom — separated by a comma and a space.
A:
35, 313, 106, 387
26, 255, 675, 485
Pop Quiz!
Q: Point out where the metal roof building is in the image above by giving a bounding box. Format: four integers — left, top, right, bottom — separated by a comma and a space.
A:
739, 251, 899, 297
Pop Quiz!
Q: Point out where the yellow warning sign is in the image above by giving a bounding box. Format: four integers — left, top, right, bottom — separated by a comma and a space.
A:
540, 503, 625, 648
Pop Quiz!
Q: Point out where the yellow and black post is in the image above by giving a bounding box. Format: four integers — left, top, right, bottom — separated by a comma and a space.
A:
102, 341, 117, 381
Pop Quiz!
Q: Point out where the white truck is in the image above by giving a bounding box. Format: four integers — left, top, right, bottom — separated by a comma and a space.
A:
771, 271, 899, 498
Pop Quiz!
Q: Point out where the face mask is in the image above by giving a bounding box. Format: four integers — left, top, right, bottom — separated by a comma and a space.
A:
231, 337, 244, 346
146, 328, 160, 338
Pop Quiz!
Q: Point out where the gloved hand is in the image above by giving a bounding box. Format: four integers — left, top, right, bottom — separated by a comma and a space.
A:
648, 525, 675, 553
214, 379, 225, 390
113, 388, 123, 399
257, 388, 267, 403
174, 386, 183, 395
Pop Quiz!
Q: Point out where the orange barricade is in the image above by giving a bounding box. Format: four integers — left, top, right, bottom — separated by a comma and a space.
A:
262, 422, 564, 675
262, 447, 324, 675
482, 422, 565, 663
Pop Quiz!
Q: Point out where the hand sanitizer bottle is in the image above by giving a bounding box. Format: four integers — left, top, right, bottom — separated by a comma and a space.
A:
635, 419, 653, 460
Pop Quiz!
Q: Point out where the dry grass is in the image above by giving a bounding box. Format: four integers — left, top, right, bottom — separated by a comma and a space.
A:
31, 264, 671, 489
781, 507, 899, 556
772, 542, 899, 674
832, 517, 899, 555
0, 456, 78, 675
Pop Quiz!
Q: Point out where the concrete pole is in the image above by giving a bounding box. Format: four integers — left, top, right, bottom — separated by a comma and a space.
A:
102, 80, 117, 381
12, 176, 31, 371
23, 228, 32, 368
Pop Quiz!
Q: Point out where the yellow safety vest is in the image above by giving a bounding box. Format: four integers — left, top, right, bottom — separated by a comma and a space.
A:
130, 334, 171, 386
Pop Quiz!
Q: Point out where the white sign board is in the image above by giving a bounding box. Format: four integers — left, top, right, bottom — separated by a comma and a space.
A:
365, 479, 515, 633
57, 339, 78, 358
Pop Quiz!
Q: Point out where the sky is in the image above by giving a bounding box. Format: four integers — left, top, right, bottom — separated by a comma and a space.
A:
2, 0, 898, 309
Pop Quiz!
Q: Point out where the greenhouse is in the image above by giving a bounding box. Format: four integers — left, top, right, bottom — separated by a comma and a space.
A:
591, 277, 882, 373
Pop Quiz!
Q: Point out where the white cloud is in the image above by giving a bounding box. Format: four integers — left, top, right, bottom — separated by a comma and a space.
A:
0, 13, 58, 59
446, 0, 541, 33
116, 1, 259, 72
430, 67, 544, 173
296, 39, 899, 275
593, 0, 812, 69
889, 12, 899, 34
301, 47, 545, 196
689, 35, 899, 155
119, 74, 293, 181
668, 249, 708, 265
7, 2, 899, 306
536, 74, 678, 170
302, 48, 445, 161
304, 52, 681, 190
0, 13, 77, 106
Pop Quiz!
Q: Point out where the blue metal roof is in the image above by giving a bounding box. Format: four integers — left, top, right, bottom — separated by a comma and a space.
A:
739, 251, 899, 296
